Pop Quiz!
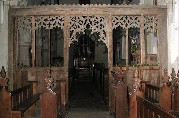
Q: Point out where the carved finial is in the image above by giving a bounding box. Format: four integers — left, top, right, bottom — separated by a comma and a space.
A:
0, 78, 8, 89
133, 69, 141, 92
45, 78, 54, 90
170, 68, 176, 81
175, 70, 179, 89
162, 69, 169, 85
0, 66, 6, 78
47, 69, 51, 78
177, 70, 179, 79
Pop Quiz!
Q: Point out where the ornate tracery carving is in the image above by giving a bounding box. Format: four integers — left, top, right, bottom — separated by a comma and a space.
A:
69, 16, 107, 47
112, 16, 141, 29
35, 16, 64, 30
17, 16, 32, 30
144, 16, 158, 32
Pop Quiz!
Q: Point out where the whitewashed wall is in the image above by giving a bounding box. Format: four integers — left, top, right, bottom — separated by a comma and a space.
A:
166, 0, 179, 74
0, 1, 9, 71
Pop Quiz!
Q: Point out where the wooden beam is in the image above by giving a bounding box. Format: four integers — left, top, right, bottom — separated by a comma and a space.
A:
31, 16, 36, 67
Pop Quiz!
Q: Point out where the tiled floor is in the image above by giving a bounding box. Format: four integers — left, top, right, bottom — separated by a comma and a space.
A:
66, 80, 114, 118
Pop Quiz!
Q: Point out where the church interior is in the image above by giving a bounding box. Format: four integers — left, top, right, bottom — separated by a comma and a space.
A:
0, 0, 179, 118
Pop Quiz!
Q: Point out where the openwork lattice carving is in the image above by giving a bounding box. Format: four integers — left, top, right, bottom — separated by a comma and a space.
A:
70, 16, 107, 47
35, 16, 64, 30
112, 16, 141, 29
17, 16, 32, 30
144, 16, 158, 32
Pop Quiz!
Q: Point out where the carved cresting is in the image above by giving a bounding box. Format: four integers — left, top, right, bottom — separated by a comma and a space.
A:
69, 16, 107, 47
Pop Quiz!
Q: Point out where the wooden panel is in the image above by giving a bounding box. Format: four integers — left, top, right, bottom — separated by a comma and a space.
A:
173, 89, 179, 111
36, 70, 49, 93
129, 91, 143, 118
40, 90, 57, 118
11, 111, 22, 118
116, 82, 128, 118
159, 85, 172, 111
0, 88, 11, 118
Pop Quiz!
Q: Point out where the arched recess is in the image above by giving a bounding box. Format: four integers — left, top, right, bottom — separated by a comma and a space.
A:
68, 15, 108, 76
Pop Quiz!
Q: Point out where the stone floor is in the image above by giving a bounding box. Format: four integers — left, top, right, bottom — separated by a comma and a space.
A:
66, 79, 114, 118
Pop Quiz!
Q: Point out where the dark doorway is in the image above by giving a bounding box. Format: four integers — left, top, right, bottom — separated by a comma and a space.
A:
68, 30, 109, 116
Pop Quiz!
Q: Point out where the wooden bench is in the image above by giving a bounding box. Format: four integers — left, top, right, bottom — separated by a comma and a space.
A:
0, 78, 40, 118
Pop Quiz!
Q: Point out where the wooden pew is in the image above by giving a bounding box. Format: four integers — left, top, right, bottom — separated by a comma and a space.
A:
0, 78, 40, 118
111, 68, 128, 118
127, 68, 176, 118
40, 78, 61, 118
136, 96, 177, 118
169, 68, 179, 117
141, 68, 179, 117
129, 69, 143, 118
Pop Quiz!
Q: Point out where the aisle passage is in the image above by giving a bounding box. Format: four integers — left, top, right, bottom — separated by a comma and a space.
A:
67, 80, 113, 118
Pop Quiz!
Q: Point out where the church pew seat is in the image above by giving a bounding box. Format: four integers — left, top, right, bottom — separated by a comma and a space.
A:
0, 80, 40, 118
11, 84, 40, 116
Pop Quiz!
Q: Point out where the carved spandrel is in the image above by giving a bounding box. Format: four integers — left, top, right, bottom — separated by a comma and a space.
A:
70, 16, 107, 47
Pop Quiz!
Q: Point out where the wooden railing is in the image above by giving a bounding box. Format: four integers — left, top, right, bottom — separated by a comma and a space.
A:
136, 96, 177, 118
0, 79, 40, 118
141, 81, 160, 103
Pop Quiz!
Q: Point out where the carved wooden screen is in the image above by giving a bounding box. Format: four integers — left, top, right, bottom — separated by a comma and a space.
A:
17, 16, 32, 67
35, 16, 64, 67
17, 16, 65, 67
112, 15, 158, 66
